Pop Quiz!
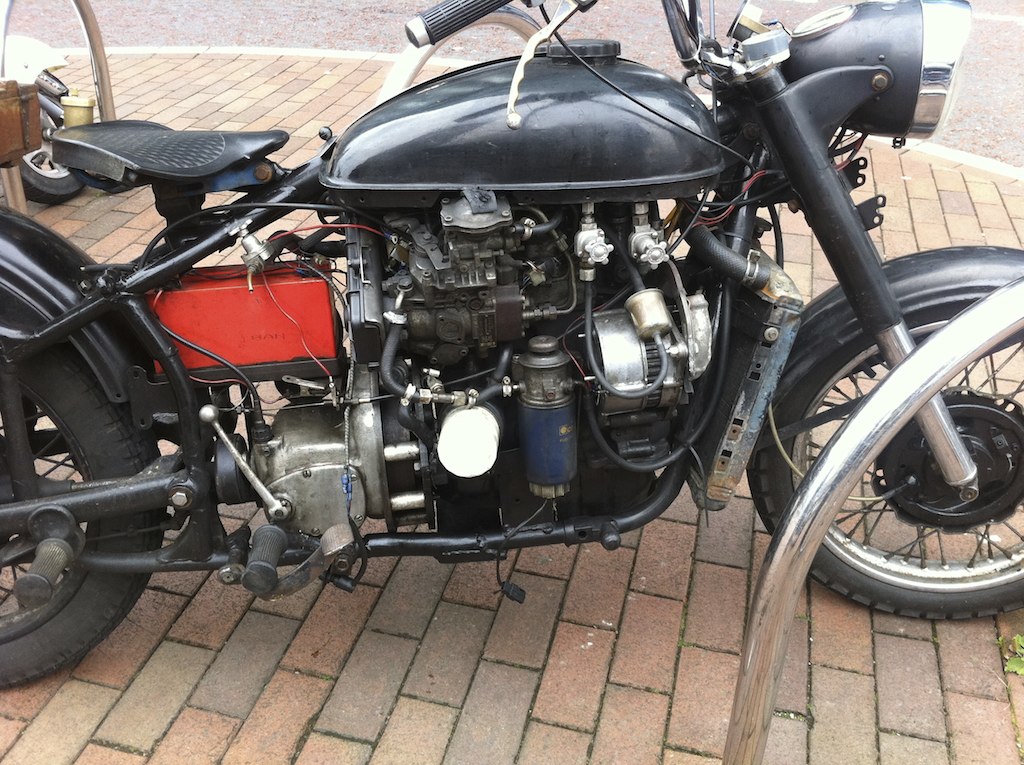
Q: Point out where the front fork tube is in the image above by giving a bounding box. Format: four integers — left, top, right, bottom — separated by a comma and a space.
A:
751, 68, 979, 499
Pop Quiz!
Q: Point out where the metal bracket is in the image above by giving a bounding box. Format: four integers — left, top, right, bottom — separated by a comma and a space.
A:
842, 156, 868, 190
856, 194, 886, 231
127, 365, 176, 430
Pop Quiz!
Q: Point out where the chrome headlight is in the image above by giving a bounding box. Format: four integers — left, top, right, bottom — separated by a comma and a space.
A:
783, 0, 972, 139
912, 0, 972, 135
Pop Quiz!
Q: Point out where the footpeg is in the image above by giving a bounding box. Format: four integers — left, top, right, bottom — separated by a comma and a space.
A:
14, 505, 86, 608
242, 525, 288, 595
15, 539, 73, 608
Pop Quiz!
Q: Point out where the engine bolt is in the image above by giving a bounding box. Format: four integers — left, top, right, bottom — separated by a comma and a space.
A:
302, 469, 312, 478
169, 488, 194, 509
442, 214, 454, 223
763, 327, 780, 343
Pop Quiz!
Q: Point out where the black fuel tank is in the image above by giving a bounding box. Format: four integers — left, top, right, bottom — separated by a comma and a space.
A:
322, 42, 724, 207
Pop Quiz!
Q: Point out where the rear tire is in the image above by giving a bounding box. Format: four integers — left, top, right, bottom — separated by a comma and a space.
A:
0, 348, 162, 687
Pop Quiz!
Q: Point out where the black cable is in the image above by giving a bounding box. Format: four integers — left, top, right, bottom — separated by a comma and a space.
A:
667, 185, 713, 256
540, 7, 755, 171
494, 499, 551, 602
136, 202, 387, 269
767, 203, 784, 268
158, 321, 263, 421
582, 394, 688, 472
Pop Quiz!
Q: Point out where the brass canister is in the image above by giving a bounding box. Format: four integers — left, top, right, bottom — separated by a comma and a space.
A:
60, 91, 96, 128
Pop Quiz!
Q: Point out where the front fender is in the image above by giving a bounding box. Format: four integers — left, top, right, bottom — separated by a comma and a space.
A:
782, 246, 1024, 387
0, 208, 145, 403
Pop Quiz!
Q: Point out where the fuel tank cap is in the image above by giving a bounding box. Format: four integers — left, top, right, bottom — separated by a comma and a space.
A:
544, 39, 621, 65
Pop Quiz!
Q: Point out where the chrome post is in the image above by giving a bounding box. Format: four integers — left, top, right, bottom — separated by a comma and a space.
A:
69, 0, 115, 120
722, 275, 1024, 765
0, 0, 29, 213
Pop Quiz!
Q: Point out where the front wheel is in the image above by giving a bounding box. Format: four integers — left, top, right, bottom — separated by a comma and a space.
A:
0, 348, 162, 687
749, 248, 1024, 618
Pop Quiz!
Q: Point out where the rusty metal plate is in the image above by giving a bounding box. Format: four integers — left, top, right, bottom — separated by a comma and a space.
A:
0, 81, 41, 166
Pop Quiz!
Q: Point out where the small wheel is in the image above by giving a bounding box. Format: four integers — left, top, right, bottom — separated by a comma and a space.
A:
750, 266, 1024, 618
19, 98, 84, 205
0, 348, 162, 687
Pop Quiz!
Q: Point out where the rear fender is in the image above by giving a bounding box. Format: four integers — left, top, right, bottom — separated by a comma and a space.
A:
0, 208, 146, 403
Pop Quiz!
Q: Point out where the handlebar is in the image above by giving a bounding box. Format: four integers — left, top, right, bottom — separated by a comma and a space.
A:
406, 0, 515, 47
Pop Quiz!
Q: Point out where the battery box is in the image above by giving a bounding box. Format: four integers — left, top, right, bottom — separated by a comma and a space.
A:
149, 264, 339, 378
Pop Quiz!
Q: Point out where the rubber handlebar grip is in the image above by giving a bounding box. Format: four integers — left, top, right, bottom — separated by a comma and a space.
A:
406, 0, 514, 47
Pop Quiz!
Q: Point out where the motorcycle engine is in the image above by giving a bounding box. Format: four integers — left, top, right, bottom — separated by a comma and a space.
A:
248, 191, 713, 535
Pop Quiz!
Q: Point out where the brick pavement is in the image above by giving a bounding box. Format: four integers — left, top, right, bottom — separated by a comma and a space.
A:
3, 49, 1024, 765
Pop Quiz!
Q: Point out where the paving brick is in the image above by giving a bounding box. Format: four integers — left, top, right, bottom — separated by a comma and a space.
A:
873, 611, 933, 640
763, 715, 807, 765
515, 544, 578, 579
367, 556, 452, 638
369, 697, 457, 765
517, 722, 592, 765
879, 732, 949, 765
663, 752, 720, 764
808, 584, 873, 674
0, 669, 70, 720
947, 692, 1018, 765
251, 579, 325, 620
661, 490, 701, 524
190, 611, 300, 718
695, 501, 753, 570
3, 680, 118, 765
809, 666, 877, 765
936, 619, 1005, 700
591, 685, 668, 765
282, 584, 378, 676
0, 717, 25, 757
73, 588, 186, 688
404, 601, 493, 706
610, 592, 683, 693
443, 559, 505, 610
148, 707, 240, 765
222, 670, 332, 765
874, 633, 944, 741
667, 647, 738, 756
96, 641, 214, 751
73, 744, 146, 765
533, 622, 615, 731
483, 573, 564, 669
317, 630, 418, 741
294, 733, 371, 765
561, 544, 634, 631
444, 661, 537, 764
631, 518, 696, 600
683, 562, 747, 654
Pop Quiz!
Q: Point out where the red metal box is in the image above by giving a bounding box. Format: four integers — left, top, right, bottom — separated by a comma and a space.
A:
149, 264, 338, 374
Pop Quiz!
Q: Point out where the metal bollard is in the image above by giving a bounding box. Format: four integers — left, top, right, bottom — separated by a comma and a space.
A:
723, 275, 1024, 765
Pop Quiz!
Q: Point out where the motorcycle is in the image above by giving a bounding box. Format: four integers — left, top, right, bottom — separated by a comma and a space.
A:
1, 0, 1021, 688
1, 34, 86, 204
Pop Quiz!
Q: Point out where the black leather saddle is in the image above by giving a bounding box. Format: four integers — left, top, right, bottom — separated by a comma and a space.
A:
52, 120, 289, 188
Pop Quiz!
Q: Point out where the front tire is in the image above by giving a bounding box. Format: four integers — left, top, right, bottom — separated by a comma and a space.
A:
749, 248, 1024, 618
0, 348, 162, 687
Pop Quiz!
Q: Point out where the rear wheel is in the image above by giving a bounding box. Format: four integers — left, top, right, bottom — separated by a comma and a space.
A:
0, 349, 162, 687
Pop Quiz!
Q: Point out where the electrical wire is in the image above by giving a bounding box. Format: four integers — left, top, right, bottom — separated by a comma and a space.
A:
259, 273, 333, 379
540, 7, 756, 172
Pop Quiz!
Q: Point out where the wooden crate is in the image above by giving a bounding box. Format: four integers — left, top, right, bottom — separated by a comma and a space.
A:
0, 80, 40, 166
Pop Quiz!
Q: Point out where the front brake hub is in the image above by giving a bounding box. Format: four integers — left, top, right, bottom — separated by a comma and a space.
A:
875, 393, 1024, 530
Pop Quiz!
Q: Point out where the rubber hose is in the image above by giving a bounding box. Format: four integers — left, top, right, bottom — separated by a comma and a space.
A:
686, 225, 770, 289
